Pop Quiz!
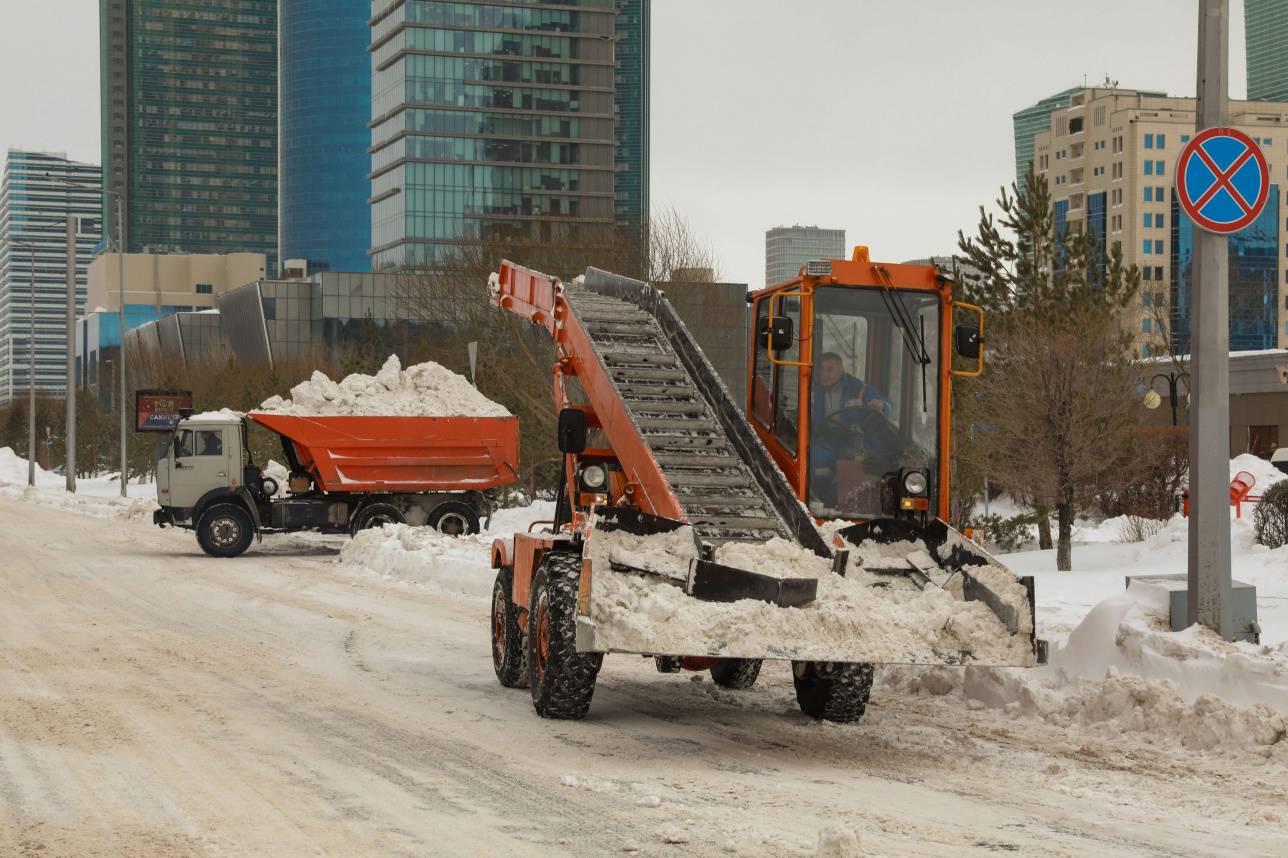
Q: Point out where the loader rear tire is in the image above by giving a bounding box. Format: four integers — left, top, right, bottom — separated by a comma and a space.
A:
491, 566, 528, 688
791, 661, 874, 723
527, 552, 602, 719
196, 503, 254, 558
709, 658, 763, 689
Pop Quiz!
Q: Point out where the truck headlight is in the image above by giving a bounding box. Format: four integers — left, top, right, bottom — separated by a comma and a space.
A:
902, 470, 928, 496
581, 464, 607, 490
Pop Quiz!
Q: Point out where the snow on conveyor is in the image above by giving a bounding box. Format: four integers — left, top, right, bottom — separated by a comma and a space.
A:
257, 355, 511, 418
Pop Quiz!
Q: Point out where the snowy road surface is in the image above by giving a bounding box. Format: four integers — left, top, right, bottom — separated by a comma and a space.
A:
1, 496, 1285, 857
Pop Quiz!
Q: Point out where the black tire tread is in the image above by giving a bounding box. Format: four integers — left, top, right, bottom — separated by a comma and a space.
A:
792, 661, 874, 723
709, 658, 763, 689
491, 566, 528, 688
528, 551, 601, 719
428, 500, 480, 536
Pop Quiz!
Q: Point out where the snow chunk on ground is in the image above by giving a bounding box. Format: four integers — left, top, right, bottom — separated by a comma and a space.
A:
256, 355, 510, 418
340, 524, 497, 599
814, 827, 862, 858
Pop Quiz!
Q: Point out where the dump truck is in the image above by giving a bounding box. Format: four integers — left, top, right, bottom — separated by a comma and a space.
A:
154, 411, 519, 557
487, 249, 1042, 723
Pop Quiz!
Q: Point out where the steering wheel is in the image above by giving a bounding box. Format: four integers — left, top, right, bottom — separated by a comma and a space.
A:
815, 405, 902, 460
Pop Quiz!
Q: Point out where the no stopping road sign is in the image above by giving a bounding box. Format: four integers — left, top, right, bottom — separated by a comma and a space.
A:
1175, 127, 1270, 234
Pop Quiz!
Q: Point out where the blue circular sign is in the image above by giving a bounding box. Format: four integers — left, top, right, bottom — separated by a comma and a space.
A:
1175, 127, 1270, 234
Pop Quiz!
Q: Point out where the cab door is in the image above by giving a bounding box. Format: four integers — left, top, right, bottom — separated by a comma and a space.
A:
748, 292, 808, 494
168, 424, 234, 509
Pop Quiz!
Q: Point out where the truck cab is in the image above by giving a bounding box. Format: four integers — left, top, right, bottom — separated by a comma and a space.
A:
158, 416, 245, 513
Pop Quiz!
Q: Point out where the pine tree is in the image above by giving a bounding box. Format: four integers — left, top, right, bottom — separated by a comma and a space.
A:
956, 169, 1142, 570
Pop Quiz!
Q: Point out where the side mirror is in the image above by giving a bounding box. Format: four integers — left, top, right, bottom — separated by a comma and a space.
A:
757, 315, 794, 352
954, 324, 982, 360
557, 408, 587, 455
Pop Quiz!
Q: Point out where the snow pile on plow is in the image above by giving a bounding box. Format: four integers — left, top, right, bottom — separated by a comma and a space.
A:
258, 355, 511, 418
582, 520, 1037, 666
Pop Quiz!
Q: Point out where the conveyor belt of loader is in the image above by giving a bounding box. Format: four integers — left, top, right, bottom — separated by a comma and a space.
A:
571, 269, 830, 557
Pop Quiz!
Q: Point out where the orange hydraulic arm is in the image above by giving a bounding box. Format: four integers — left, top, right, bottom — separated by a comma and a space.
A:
490, 260, 686, 522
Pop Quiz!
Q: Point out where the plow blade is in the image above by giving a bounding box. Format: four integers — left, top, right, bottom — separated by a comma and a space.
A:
577, 510, 1041, 667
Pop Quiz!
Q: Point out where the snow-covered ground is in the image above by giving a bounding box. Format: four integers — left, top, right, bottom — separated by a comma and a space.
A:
2, 446, 1286, 854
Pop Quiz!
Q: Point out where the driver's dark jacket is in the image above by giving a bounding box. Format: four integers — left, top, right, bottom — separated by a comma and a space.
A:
811, 373, 890, 428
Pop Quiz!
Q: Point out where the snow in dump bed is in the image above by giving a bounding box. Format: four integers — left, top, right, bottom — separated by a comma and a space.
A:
256, 355, 511, 418
584, 531, 1036, 665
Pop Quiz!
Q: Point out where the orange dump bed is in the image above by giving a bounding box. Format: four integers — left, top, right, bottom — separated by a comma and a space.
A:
248, 412, 519, 493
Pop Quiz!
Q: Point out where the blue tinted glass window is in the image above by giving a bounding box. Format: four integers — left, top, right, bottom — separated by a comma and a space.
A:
1145, 161, 1154, 175
1156, 161, 1165, 176
1144, 134, 1154, 149
1144, 187, 1153, 202
1157, 135, 1166, 148
1155, 240, 1164, 254
1143, 214, 1152, 228
1143, 240, 1152, 254
1142, 318, 1151, 333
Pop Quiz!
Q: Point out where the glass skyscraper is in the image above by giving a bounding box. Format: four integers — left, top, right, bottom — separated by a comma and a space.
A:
367, 0, 646, 269
100, 0, 278, 269
279, 1, 373, 273
0, 152, 102, 403
1171, 185, 1282, 352
614, 0, 648, 228
1246, 0, 1288, 101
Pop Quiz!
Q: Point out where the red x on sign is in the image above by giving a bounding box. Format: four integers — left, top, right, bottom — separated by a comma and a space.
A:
1175, 127, 1270, 234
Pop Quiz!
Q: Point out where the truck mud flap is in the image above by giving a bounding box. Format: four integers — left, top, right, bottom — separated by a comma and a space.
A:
590, 506, 816, 608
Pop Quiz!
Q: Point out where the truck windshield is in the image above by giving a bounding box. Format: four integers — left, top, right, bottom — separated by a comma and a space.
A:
808, 286, 939, 519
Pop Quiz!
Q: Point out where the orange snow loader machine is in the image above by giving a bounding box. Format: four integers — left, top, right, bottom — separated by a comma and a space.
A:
488, 250, 1041, 722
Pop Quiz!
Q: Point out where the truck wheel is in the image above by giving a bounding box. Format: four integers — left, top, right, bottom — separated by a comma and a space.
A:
791, 661, 874, 723
491, 566, 528, 688
710, 658, 763, 689
354, 502, 404, 533
196, 503, 254, 558
527, 552, 601, 719
428, 501, 479, 536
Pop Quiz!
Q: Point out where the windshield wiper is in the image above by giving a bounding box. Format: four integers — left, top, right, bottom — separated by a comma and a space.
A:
875, 266, 931, 412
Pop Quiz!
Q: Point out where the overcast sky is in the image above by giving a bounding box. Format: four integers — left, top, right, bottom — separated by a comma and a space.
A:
0, 1, 1250, 286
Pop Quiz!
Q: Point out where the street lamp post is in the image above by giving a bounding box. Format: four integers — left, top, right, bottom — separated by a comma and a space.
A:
2, 238, 38, 486
49, 174, 128, 497
1149, 371, 1191, 426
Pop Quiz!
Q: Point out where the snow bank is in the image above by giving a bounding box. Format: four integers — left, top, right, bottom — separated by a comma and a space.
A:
583, 533, 1035, 665
0, 447, 157, 520
338, 501, 555, 596
887, 583, 1288, 754
257, 355, 510, 418
1231, 451, 1286, 493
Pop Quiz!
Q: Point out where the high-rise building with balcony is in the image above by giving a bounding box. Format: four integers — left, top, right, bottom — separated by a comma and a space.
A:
1246, 0, 1288, 101
367, 0, 646, 270
1030, 86, 1288, 355
0, 151, 101, 404
764, 225, 845, 286
100, 0, 278, 269
279, 0, 373, 273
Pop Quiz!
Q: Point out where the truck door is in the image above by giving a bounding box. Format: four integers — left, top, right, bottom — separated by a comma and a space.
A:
169, 425, 234, 509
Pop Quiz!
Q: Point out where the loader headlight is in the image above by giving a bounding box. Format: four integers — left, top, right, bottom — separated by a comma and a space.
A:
902, 470, 928, 496
580, 464, 608, 490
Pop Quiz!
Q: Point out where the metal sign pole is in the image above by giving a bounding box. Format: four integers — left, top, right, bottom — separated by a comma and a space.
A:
1188, 0, 1233, 638
65, 214, 76, 492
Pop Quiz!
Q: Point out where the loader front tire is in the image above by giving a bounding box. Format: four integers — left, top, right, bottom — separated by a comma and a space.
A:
491, 566, 528, 688
709, 658, 763, 689
792, 661, 874, 723
527, 552, 602, 719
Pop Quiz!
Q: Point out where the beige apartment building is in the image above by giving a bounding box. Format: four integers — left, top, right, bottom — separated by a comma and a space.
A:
86, 251, 267, 313
1029, 87, 1288, 354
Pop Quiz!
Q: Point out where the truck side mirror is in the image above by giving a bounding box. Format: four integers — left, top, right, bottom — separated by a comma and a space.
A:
757, 315, 794, 352
954, 323, 982, 360
557, 408, 587, 454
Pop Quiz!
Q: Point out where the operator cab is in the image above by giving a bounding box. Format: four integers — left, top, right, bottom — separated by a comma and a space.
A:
748, 248, 981, 523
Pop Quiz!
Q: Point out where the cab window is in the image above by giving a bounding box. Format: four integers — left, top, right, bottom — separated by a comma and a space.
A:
174, 430, 194, 458
195, 430, 223, 456
771, 296, 801, 455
